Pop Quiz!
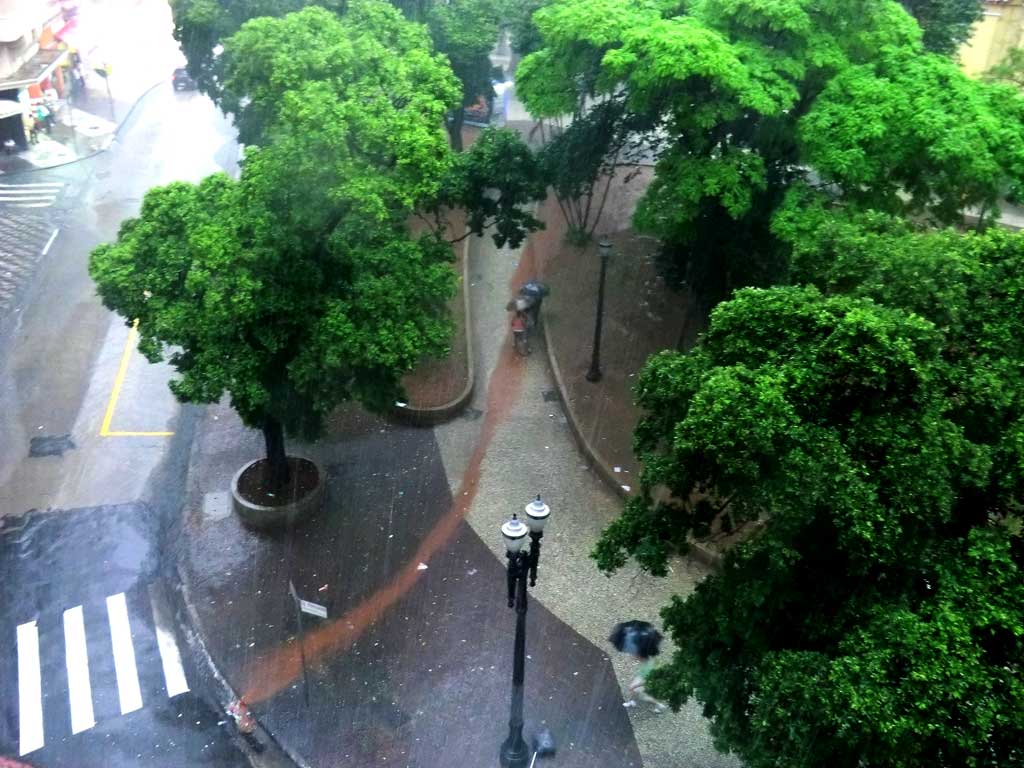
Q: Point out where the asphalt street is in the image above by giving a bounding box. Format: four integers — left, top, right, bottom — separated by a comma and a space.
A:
0, 84, 246, 768
0, 504, 238, 767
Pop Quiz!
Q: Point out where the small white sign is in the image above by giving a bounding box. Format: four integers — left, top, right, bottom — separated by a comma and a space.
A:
299, 599, 327, 619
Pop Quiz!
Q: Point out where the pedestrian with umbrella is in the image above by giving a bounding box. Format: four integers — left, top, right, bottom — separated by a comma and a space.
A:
609, 620, 669, 712
517, 280, 548, 330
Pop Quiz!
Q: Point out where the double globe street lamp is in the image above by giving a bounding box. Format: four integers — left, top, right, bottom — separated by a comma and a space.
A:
498, 495, 551, 768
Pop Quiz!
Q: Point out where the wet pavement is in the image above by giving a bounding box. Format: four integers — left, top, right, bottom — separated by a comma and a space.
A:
0, 50, 246, 768
0, 504, 241, 767
177, 87, 737, 768
0, 208, 60, 322
183, 404, 642, 768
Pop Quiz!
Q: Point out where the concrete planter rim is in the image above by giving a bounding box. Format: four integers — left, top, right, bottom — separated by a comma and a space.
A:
230, 455, 324, 529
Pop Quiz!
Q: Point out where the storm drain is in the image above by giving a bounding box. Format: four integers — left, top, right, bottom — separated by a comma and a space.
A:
29, 434, 75, 457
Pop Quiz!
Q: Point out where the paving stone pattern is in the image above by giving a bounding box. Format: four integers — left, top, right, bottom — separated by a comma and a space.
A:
0, 208, 56, 318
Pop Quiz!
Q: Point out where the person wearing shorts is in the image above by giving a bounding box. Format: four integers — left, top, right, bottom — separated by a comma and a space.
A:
511, 310, 528, 354
624, 656, 668, 712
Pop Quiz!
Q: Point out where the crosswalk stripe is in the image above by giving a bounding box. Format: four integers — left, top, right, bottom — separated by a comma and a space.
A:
16, 621, 44, 755
0, 182, 62, 208
105, 593, 143, 715
62, 606, 96, 734
147, 585, 189, 698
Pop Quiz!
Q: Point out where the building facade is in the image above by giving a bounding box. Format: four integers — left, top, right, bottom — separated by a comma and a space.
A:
0, 0, 76, 148
960, 1, 1024, 76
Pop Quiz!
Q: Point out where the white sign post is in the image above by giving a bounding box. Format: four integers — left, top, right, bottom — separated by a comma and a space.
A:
288, 581, 328, 706
298, 599, 327, 619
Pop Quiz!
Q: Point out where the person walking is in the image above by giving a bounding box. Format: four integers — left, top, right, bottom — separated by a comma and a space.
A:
35, 103, 51, 134
510, 308, 529, 355
609, 620, 669, 712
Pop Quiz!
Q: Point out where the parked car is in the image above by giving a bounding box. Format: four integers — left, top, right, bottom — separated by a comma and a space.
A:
172, 68, 197, 91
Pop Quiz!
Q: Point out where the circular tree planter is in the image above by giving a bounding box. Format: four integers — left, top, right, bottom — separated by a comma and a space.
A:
231, 456, 324, 530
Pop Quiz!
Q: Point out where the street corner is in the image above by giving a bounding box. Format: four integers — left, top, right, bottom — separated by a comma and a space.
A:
193, 507, 644, 768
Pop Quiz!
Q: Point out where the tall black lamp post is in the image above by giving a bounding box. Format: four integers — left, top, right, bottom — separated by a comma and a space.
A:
499, 495, 551, 768
585, 237, 613, 383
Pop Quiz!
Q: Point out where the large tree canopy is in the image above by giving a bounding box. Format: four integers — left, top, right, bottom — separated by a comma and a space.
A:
594, 209, 1024, 766
169, 0, 348, 96
90, 3, 463, 487
217, 3, 457, 147
171, 0, 503, 150
218, 4, 544, 243
517, 0, 1024, 305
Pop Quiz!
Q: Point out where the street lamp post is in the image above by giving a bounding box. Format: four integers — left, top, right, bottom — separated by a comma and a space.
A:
499, 495, 551, 768
585, 237, 613, 383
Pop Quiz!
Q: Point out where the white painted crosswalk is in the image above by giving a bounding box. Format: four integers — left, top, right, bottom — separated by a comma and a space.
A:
16, 621, 44, 756
62, 605, 96, 734
14, 588, 190, 756
148, 583, 190, 698
0, 181, 64, 208
106, 593, 144, 716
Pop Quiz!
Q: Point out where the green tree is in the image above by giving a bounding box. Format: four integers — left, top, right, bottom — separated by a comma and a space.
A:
171, 0, 503, 152
986, 46, 1024, 89
595, 217, 1024, 767
427, 0, 503, 151
90, 3, 463, 489
505, 0, 548, 56
218, 5, 544, 244
537, 98, 639, 244
217, 2, 457, 147
518, 0, 1024, 307
169, 0, 348, 96
899, 0, 983, 54
431, 126, 546, 248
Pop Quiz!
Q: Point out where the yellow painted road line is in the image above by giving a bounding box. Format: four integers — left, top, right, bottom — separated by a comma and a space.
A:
103, 431, 176, 437
100, 318, 175, 438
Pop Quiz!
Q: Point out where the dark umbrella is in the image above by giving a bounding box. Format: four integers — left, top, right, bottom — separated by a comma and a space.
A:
609, 620, 663, 659
518, 281, 549, 299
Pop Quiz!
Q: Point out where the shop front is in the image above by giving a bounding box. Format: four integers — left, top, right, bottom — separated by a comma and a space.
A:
0, 47, 68, 149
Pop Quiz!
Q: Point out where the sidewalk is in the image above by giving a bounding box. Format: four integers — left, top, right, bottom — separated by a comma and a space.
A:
176, 205, 737, 768
522, 166, 705, 494
173, 73, 739, 766
0, 105, 101, 174
178, 401, 643, 767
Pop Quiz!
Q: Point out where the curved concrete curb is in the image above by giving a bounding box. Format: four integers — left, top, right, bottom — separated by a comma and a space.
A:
391, 234, 475, 426
165, 411, 303, 768
1, 79, 165, 176
173, 559, 310, 768
540, 310, 722, 569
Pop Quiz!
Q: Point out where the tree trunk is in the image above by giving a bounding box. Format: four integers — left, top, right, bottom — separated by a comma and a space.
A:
448, 109, 465, 153
262, 416, 290, 491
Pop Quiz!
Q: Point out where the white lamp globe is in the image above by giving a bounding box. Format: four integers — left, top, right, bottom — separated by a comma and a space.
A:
501, 515, 529, 553
524, 495, 550, 533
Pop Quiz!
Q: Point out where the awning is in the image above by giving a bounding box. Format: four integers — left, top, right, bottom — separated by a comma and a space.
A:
0, 48, 69, 91
54, 17, 89, 54
0, 99, 25, 120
